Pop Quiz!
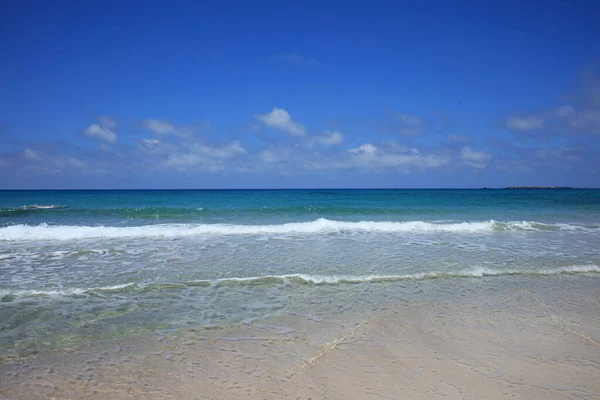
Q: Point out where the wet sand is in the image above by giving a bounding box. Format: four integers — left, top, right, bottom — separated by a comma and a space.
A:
2, 275, 599, 399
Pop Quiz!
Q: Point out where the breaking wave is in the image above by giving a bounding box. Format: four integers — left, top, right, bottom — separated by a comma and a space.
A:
0, 219, 595, 241
0, 205, 66, 217
2, 265, 598, 301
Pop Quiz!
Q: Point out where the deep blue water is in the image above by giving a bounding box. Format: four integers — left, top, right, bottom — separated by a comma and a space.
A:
2, 189, 600, 226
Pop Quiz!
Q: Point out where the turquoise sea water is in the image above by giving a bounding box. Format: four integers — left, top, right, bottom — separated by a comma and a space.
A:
1, 189, 600, 357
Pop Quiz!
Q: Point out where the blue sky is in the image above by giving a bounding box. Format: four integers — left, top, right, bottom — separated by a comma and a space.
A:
1, 1, 599, 188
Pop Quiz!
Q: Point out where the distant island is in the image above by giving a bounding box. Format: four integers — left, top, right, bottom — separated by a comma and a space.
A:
504, 186, 573, 189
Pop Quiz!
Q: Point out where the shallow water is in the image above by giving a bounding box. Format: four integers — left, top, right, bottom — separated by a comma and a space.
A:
1, 274, 598, 399
1, 189, 599, 357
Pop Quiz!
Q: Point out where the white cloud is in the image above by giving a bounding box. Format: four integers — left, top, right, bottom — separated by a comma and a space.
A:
258, 143, 449, 173
55, 157, 88, 170
164, 153, 224, 172
395, 112, 422, 126
571, 109, 600, 129
349, 143, 377, 154
556, 105, 575, 117
313, 130, 343, 146
461, 147, 492, 169
188, 141, 246, 158
19, 154, 90, 175
97, 115, 116, 129
24, 148, 40, 160
165, 153, 202, 168
156, 140, 246, 172
505, 106, 599, 136
83, 116, 118, 143
505, 116, 544, 131
536, 148, 581, 162
256, 107, 306, 136
138, 120, 247, 172
143, 119, 203, 138
259, 149, 281, 163
143, 139, 161, 147
389, 111, 423, 136
83, 124, 118, 143
502, 68, 600, 137
249, 123, 262, 132
348, 142, 449, 170
139, 138, 179, 157
144, 119, 176, 135
258, 146, 296, 165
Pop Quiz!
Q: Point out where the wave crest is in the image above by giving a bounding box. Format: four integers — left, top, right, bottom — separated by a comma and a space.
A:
0, 219, 593, 241
0, 205, 65, 217
2, 265, 598, 301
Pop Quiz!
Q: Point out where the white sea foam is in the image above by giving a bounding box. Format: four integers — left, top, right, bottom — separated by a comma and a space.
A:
3, 265, 598, 300
20, 205, 65, 210
0, 219, 592, 241
287, 265, 600, 284
0, 283, 136, 298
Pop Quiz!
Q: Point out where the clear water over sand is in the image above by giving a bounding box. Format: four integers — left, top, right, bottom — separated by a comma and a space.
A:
1, 189, 599, 398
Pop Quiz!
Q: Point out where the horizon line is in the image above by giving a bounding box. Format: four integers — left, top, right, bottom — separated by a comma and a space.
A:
0, 187, 594, 191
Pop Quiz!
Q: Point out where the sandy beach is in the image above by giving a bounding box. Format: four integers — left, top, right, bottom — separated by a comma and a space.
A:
2, 274, 599, 400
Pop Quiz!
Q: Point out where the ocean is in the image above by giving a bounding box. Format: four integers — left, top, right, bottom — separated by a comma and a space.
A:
1, 189, 600, 359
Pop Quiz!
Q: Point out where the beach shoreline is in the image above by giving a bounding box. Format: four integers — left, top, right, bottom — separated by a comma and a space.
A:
2, 274, 599, 399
